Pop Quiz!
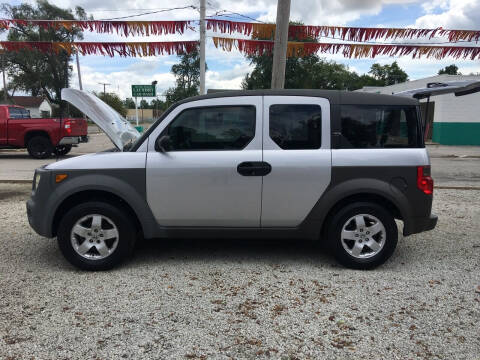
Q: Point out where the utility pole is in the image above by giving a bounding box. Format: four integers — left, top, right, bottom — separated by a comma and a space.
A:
98, 82, 110, 97
199, 0, 206, 95
271, 0, 291, 89
2, 54, 7, 102
75, 51, 83, 90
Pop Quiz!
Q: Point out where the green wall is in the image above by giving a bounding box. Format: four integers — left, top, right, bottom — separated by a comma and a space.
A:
432, 122, 480, 145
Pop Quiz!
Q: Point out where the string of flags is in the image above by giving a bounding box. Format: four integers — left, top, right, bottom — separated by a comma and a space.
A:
0, 19, 192, 36
212, 37, 480, 60
2, 18, 480, 42
0, 41, 198, 57
206, 19, 480, 43
0, 18, 479, 59
2, 39, 479, 60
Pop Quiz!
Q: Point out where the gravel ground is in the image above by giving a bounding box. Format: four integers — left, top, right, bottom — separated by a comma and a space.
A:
0, 184, 479, 359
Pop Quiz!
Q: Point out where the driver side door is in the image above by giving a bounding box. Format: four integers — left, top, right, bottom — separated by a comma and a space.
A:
146, 96, 264, 227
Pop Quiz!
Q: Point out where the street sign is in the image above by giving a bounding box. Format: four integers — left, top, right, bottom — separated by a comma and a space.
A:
132, 84, 156, 97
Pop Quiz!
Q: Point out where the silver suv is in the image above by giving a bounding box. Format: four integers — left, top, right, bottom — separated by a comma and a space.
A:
27, 88, 444, 271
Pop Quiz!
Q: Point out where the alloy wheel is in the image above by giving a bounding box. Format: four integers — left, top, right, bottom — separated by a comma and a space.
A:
70, 214, 119, 260
340, 213, 386, 259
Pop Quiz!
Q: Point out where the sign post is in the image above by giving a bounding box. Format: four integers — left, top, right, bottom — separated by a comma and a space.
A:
134, 97, 138, 126
132, 85, 156, 128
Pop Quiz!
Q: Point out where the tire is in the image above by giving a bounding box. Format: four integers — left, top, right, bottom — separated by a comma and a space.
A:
327, 202, 398, 270
27, 135, 53, 159
57, 201, 136, 271
54, 144, 72, 156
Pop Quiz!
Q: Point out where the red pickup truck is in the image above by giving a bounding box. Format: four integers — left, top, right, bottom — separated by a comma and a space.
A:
0, 105, 88, 159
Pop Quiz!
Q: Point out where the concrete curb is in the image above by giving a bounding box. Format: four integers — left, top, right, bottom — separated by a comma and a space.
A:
435, 185, 480, 191
0, 180, 33, 184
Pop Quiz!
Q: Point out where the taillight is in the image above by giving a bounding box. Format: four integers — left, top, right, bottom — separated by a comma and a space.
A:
64, 120, 72, 134
417, 166, 433, 195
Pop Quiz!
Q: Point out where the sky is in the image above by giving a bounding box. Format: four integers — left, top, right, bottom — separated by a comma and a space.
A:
5, 0, 480, 100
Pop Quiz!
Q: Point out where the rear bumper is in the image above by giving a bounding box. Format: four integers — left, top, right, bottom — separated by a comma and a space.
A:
58, 136, 88, 145
403, 214, 438, 236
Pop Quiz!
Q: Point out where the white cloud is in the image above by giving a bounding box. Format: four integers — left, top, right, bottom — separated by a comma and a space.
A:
206, 61, 254, 89
415, 0, 480, 29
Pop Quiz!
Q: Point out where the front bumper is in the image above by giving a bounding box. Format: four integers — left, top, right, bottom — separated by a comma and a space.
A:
26, 197, 51, 237
403, 214, 438, 236
26, 169, 54, 238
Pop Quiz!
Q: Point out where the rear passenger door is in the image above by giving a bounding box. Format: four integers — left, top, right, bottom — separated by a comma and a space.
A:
261, 96, 331, 227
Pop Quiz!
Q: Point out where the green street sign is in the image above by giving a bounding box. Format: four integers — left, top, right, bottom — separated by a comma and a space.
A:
132, 84, 156, 97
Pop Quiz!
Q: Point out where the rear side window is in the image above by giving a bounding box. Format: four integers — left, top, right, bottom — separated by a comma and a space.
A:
8, 107, 30, 119
340, 105, 420, 148
163, 106, 255, 151
269, 104, 322, 149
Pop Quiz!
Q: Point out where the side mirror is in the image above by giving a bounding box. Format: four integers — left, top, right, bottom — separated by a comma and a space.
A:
155, 135, 171, 152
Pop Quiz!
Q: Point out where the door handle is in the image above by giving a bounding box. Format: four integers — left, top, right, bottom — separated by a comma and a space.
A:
237, 162, 272, 176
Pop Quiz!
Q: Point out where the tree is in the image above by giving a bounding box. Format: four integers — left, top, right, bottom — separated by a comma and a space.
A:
438, 64, 460, 75
241, 22, 384, 91
139, 99, 151, 109
123, 98, 136, 109
151, 98, 167, 111
1, 0, 87, 114
95, 92, 127, 117
165, 46, 206, 106
369, 61, 408, 86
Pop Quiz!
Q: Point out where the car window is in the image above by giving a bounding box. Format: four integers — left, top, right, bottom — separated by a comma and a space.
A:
162, 106, 256, 151
269, 104, 322, 150
340, 105, 420, 149
9, 107, 22, 119
8, 107, 30, 119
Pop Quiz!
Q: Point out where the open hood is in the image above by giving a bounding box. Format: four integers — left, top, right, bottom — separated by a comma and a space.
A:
394, 80, 480, 99
61, 88, 140, 151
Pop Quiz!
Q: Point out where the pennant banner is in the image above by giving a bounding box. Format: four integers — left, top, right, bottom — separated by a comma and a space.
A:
207, 19, 480, 43
2, 39, 480, 60
212, 37, 480, 60
0, 19, 191, 36
0, 41, 198, 57
2, 18, 480, 42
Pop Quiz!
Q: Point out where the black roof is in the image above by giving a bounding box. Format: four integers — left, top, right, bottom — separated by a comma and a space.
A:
176, 89, 419, 106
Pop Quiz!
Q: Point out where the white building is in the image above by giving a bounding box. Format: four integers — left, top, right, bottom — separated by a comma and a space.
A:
356, 74, 480, 145
10, 96, 53, 118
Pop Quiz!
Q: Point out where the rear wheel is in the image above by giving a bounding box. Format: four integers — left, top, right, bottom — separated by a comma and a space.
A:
54, 144, 72, 156
57, 201, 136, 271
327, 202, 398, 269
27, 136, 53, 159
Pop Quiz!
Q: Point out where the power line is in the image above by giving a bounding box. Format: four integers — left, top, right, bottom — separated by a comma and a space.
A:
100, 6, 197, 21
206, 10, 267, 23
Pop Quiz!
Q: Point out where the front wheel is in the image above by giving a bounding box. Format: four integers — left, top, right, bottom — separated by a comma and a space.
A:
327, 202, 398, 270
57, 201, 136, 271
54, 144, 72, 156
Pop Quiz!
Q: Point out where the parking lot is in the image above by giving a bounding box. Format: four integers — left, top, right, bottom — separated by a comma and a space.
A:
0, 135, 479, 359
